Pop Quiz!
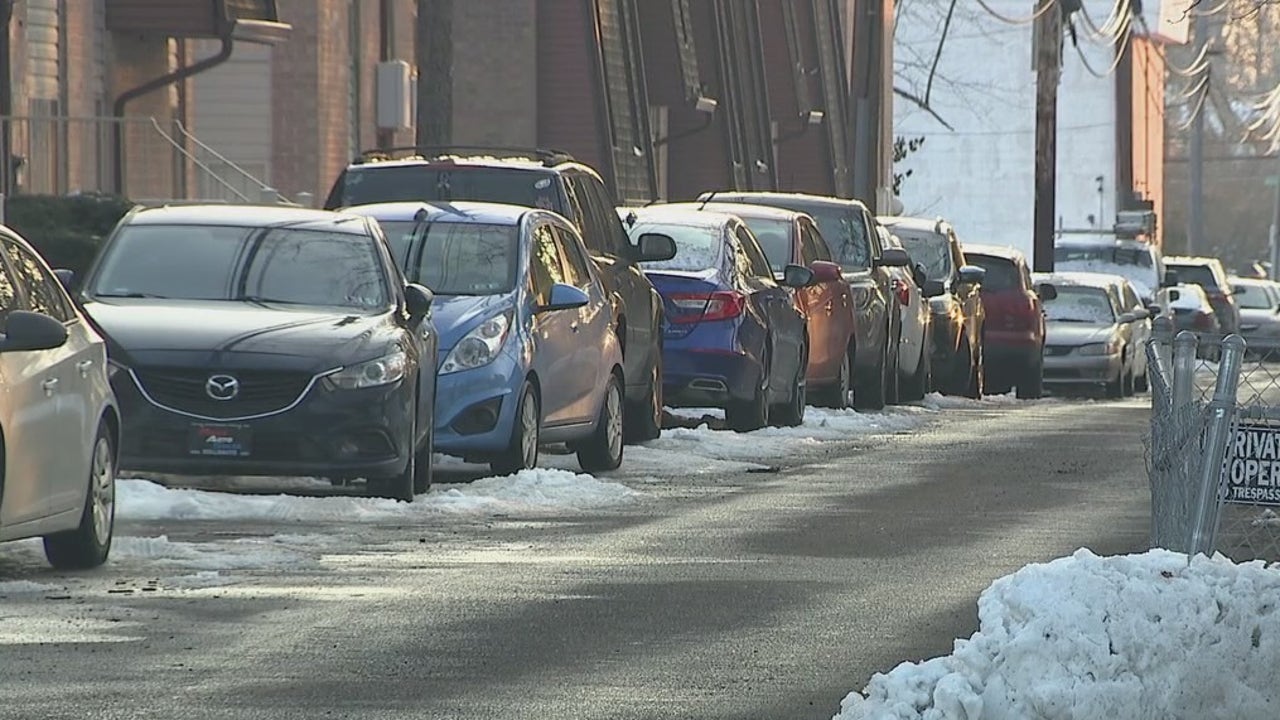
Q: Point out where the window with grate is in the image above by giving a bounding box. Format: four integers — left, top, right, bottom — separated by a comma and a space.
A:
671, 0, 702, 101
596, 0, 654, 203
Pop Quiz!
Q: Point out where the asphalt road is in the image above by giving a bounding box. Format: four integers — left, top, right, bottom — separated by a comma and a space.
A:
0, 397, 1150, 720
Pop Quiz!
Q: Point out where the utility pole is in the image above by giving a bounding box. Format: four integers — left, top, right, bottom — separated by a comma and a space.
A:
1032, 0, 1061, 273
1269, 170, 1280, 281
415, 0, 453, 148
1187, 11, 1209, 256
0, 0, 13, 203
377, 0, 395, 150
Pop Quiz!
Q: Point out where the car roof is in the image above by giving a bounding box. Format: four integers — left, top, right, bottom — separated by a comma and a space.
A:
1056, 236, 1154, 250
126, 204, 370, 232
697, 191, 869, 212
1165, 255, 1220, 266
343, 150, 604, 183
962, 243, 1025, 262
622, 206, 737, 230
341, 200, 536, 225
1033, 271, 1124, 289
660, 201, 803, 222
876, 215, 950, 235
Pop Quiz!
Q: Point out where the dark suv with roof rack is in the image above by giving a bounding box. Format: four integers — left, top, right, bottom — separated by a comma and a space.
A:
324, 146, 676, 442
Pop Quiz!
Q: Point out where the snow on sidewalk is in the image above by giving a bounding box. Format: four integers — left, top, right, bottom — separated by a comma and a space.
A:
835, 549, 1280, 720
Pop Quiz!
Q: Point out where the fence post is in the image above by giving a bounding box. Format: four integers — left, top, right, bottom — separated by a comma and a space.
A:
1172, 330, 1199, 410
1189, 334, 1245, 557
0, 192, 5, 226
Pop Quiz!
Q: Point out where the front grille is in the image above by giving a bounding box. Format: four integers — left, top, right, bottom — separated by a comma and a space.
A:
1043, 346, 1073, 357
133, 367, 315, 419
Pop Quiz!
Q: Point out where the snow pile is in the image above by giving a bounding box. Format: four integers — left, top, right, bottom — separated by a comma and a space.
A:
117, 467, 639, 523
916, 392, 1026, 410
836, 549, 1280, 720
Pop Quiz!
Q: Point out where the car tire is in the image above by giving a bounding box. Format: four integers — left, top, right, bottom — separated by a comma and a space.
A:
368, 413, 419, 503
413, 418, 434, 494
772, 342, 807, 427
1016, 350, 1044, 400
884, 324, 901, 405
624, 355, 663, 444
491, 381, 540, 476
727, 351, 770, 433
900, 337, 931, 402
854, 339, 888, 411
818, 348, 852, 409
1105, 370, 1125, 399
1122, 365, 1136, 397
961, 339, 984, 400
44, 423, 115, 570
578, 373, 625, 472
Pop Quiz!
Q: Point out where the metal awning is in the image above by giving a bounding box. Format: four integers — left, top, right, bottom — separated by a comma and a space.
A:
106, 0, 291, 44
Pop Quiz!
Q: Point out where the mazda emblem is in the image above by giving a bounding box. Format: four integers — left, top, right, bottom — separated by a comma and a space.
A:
205, 374, 240, 401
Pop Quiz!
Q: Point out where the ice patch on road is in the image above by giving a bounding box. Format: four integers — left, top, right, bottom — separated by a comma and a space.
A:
0, 580, 61, 595
111, 535, 314, 571
117, 467, 640, 523
835, 548, 1280, 720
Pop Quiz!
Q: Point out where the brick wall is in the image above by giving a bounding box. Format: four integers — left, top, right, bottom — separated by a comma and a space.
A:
453, 0, 537, 147
271, 0, 329, 199
108, 33, 180, 200
62, 0, 101, 194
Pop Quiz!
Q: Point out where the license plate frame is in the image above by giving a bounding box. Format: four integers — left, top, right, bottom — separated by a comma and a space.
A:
187, 423, 253, 458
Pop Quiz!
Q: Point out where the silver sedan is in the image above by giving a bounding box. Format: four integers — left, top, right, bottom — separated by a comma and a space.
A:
1035, 272, 1144, 398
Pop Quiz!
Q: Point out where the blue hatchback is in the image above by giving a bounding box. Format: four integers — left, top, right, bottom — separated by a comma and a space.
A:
620, 207, 813, 432
346, 201, 627, 475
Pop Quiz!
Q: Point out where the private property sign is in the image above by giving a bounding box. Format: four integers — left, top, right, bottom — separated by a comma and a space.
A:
1224, 422, 1280, 506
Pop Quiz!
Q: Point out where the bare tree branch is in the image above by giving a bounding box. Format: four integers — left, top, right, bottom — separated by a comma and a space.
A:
925, 0, 959, 107
893, 87, 956, 131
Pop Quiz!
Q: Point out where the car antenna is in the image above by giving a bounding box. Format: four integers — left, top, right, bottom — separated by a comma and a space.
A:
697, 191, 717, 211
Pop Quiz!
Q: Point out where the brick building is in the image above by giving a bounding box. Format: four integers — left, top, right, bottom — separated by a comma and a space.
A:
1, 0, 896, 211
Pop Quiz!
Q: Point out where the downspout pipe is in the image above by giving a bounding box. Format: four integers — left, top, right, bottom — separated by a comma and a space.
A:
112, 32, 235, 196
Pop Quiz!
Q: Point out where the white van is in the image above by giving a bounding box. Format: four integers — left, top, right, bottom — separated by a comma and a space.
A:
1054, 236, 1168, 305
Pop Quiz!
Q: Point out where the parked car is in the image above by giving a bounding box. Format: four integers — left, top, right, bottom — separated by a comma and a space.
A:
1054, 236, 1168, 305
875, 224, 932, 401
324, 147, 675, 443
346, 201, 628, 474
692, 191, 910, 409
1034, 271, 1144, 397
61, 205, 438, 502
1113, 276, 1155, 392
1230, 276, 1280, 360
877, 216, 987, 398
963, 243, 1053, 399
618, 206, 812, 431
0, 225, 121, 569
1159, 283, 1222, 361
645, 202, 858, 408
1164, 255, 1241, 337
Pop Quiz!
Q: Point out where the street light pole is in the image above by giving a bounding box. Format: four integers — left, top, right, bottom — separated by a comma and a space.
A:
1187, 11, 1209, 255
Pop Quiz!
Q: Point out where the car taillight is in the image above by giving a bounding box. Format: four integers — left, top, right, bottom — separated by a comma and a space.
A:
668, 291, 746, 324
891, 279, 911, 307
1193, 311, 1214, 330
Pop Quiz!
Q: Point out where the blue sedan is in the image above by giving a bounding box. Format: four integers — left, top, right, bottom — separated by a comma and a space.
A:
346, 201, 626, 475
620, 207, 813, 431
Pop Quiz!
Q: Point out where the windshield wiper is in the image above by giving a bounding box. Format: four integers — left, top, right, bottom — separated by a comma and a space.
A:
238, 295, 312, 306
95, 292, 168, 299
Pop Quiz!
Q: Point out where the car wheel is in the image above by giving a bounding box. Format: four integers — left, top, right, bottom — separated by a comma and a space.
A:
854, 339, 888, 411
884, 324, 901, 405
962, 339, 984, 399
1105, 369, 1125, 399
578, 373, 625, 472
624, 355, 663, 444
413, 418, 434, 494
491, 381, 540, 476
1016, 349, 1044, 400
1122, 364, 1136, 397
819, 348, 852, 409
44, 423, 115, 570
727, 350, 770, 432
368, 414, 418, 503
772, 341, 807, 427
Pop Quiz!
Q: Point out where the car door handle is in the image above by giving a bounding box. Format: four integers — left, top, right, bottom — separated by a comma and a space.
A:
76, 360, 93, 377
41, 377, 58, 396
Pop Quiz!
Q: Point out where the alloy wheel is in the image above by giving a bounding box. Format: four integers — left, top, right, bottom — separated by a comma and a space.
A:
90, 436, 115, 548
520, 394, 539, 469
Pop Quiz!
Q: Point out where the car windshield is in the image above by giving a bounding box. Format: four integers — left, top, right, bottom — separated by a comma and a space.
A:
892, 228, 953, 282
1168, 263, 1218, 289
1234, 282, 1274, 310
1055, 245, 1157, 299
1044, 286, 1116, 324
733, 216, 793, 272
724, 200, 870, 269
631, 221, 723, 273
966, 255, 1019, 291
381, 220, 519, 295
88, 224, 391, 309
331, 166, 564, 213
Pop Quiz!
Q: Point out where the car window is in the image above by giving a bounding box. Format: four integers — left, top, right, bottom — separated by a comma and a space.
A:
1021, 262, 1033, 291
88, 225, 391, 310
530, 224, 566, 305
0, 245, 18, 331
410, 221, 520, 295
560, 175, 593, 248
966, 255, 1018, 291
553, 224, 594, 288
733, 225, 774, 281
1044, 286, 1117, 324
735, 216, 793, 272
1169, 263, 1218, 289
3, 239, 72, 322
1121, 283, 1142, 311
798, 220, 830, 264
370, 220, 419, 270
862, 210, 883, 257
1235, 282, 1274, 310
892, 228, 953, 282
633, 220, 724, 273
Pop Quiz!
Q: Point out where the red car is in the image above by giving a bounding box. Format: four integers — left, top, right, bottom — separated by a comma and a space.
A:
963, 244, 1056, 399
666, 202, 861, 408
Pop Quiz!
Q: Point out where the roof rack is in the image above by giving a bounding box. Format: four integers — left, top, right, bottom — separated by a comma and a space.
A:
352, 145, 577, 167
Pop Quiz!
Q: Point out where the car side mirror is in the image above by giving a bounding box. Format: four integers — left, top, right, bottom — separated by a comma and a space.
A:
877, 247, 911, 267
958, 265, 986, 286
54, 268, 77, 291
1118, 311, 1138, 324
1162, 270, 1179, 287
921, 279, 947, 298
538, 283, 590, 312
1035, 282, 1058, 301
404, 283, 434, 324
1169, 289, 1181, 302
636, 232, 677, 262
808, 260, 843, 284
781, 264, 815, 288
0, 310, 69, 353
911, 262, 928, 289
1146, 304, 1162, 317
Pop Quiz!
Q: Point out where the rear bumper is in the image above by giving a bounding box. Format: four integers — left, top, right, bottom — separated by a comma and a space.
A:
663, 348, 761, 407
1042, 352, 1122, 384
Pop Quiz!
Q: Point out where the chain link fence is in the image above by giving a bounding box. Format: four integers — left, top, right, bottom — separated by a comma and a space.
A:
1147, 318, 1280, 563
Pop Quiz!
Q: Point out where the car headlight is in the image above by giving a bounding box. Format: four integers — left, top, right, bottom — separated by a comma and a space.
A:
441, 312, 512, 375
324, 350, 408, 390
1077, 340, 1119, 356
